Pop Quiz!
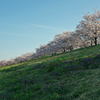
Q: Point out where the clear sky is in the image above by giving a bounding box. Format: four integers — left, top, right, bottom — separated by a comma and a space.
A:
0, 0, 100, 61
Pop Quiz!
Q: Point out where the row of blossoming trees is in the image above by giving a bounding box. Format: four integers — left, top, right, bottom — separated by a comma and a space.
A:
1, 9, 100, 66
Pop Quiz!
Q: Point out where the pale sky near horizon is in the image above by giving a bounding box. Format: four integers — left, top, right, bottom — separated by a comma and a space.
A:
0, 0, 100, 61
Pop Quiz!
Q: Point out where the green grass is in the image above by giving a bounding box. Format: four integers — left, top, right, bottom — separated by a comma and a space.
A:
1, 45, 100, 99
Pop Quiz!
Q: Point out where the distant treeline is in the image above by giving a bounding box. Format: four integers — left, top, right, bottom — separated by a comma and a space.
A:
1, 9, 100, 66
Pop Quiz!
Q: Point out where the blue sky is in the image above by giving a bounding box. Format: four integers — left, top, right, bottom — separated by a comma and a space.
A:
0, 0, 100, 61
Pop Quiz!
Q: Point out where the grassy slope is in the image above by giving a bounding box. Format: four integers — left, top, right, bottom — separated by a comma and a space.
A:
0, 45, 100, 100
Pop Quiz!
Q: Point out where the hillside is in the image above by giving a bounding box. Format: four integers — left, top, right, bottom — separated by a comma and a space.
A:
0, 45, 100, 100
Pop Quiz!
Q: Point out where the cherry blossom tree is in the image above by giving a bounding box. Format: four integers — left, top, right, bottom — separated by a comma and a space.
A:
76, 9, 100, 46
53, 31, 78, 52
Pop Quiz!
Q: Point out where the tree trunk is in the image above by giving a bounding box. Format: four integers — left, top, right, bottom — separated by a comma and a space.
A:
94, 37, 97, 45
69, 45, 73, 51
64, 48, 66, 52
91, 40, 93, 46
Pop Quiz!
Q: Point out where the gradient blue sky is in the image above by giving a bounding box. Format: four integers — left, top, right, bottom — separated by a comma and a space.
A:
0, 0, 100, 61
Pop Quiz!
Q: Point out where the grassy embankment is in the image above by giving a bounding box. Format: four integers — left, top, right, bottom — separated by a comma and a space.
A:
0, 45, 100, 100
